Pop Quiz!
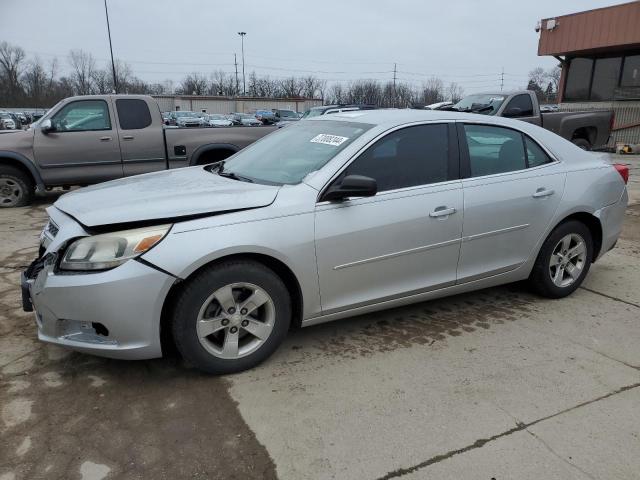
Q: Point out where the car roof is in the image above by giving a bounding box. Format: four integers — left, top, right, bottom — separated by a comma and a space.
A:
308, 108, 538, 131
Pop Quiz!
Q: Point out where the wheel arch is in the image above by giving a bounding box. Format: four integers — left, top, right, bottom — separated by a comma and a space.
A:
159, 251, 304, 355
0, 150, 45, 190
188, 143, 239, 166
550, 211, 603, 262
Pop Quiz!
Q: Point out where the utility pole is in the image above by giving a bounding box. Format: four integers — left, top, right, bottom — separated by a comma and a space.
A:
238, 32, 246, 95
234, 53, 239, 95
393, 63, 397, 106
500, 67, 504, 92
103, 0, 118, 93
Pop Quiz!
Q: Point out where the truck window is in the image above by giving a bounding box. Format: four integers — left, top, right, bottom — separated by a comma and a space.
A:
51, 100, 111, 132
505, 94, 533, 117
116, 99, 152, 130
621, 55, 640, 87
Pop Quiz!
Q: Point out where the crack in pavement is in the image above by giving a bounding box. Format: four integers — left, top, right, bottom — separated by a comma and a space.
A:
524, 429, 598, 480
579, 286, 640, 309
375, 381, 640, 479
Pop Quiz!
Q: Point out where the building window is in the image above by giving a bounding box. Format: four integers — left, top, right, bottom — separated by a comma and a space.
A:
621, 55, 640, 87
564, 58, 593, 101
590, 57, 622, 101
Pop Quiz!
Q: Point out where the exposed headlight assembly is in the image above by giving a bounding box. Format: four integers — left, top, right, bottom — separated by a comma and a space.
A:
60, 225, 171, 271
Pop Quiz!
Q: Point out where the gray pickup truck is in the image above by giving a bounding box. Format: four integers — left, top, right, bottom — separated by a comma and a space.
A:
446, 91, 613, 151
0, 95, 276, 207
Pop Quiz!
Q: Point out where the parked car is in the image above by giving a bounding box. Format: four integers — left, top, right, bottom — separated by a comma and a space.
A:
230, 113, 262, 126
444, 91, 613, 150
0, 112, 17, 130
0, 95, 276, 206
22, 109, 629, 374
174, 111, 207, 128
272, 109, 300, 122
254, 110, 277, 125
301, 104, 377, 119
205, 114, 233, 127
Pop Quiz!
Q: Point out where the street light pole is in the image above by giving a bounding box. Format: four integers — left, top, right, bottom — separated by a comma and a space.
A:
103, 0, 118, 93
238, 32, 246, 95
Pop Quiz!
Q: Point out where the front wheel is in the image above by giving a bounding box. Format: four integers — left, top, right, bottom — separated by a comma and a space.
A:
0, 165, 34, 207
172, 260, 291, 374
529, 220, 593, 298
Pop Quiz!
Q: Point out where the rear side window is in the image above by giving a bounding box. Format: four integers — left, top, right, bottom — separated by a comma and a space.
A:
525, 136, 553, 168
116, 99, 152, 130
464, 124, 525, 176
505, 94, 534, 117
342, 124, 449, 192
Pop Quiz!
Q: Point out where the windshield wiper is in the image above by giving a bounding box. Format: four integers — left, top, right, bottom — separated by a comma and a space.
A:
215, 161, 254, 183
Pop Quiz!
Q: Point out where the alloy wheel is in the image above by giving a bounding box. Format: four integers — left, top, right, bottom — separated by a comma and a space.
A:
0, 178, 24, 207
196, 282, 276, 359
548, 233, 587, 288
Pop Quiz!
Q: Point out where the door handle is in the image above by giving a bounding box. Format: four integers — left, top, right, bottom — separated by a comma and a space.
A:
532, 188, 554, 198
122, 135, 134, 140
429, 207, 456, 218
99, 136, 112, 141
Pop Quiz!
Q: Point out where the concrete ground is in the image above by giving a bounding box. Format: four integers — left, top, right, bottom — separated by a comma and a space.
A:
1, 154, 639, 480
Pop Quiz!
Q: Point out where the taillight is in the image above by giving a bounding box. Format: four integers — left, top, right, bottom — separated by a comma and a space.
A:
614, 163, 629, 184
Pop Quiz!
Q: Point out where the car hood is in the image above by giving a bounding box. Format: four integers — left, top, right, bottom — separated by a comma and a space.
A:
54, 166, 281, 228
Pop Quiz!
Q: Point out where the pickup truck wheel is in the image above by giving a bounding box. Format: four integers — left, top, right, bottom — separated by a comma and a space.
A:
171, 260, 291, 374
572, 138, 591, 150
0, 165, 34, 207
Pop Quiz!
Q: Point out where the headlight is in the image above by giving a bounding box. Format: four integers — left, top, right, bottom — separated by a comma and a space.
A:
60, 225, 171, 271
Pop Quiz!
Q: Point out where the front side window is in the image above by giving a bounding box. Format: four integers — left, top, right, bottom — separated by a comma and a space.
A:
505, 94, 534, 117
116, 99, 152, 130
221, 120, 372, 185
341, 124, 449, 192
51, 100, 111, 132
464, 124, 525, 177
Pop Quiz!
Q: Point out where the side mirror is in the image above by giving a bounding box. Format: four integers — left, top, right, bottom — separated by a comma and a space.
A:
503, 107, 522, 118
322, 175, 377, 202
40, 119, 55, 133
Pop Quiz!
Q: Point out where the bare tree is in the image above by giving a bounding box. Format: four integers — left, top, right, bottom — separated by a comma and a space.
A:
279, 77, 304, 97
179, 73, 208, 95
419, 77, 445, 105
546, 66, 561, 92
68, 49, 96, 95
0, 41, 26, 105
447, 82, 464, 103
22, 57, 48, 106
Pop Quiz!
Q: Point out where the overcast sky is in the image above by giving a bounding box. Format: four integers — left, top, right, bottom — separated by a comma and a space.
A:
0, 0, 625, 93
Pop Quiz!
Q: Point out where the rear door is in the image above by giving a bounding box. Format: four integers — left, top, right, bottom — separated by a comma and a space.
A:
456, 122, 565, 283
116, 98, 167, 176
33, 98, 123, 185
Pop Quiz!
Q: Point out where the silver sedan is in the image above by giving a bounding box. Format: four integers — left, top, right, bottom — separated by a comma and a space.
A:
22, 110, 629, 374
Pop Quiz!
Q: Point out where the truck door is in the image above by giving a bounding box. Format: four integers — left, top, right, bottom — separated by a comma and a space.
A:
33, 98, 123, 185
502, 93, 541, 125
115, 98, 167, 176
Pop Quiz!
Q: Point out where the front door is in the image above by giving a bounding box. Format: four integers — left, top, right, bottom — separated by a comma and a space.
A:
33, 98, 123, 185
457, 123, 565, 282
115, 98, 167, 176
315, 123, 463, 314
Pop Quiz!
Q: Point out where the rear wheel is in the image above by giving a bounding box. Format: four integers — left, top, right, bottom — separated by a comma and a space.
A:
0, 165, 34, 207
172, 260, 291, 374
529, 220, 593, 298
572, 138, 591, 150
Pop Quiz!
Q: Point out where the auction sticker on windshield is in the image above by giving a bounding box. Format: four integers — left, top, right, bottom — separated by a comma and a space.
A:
310, 134, 349, 146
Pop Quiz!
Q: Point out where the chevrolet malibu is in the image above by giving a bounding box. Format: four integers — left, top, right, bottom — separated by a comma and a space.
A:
22, 110, 629, 374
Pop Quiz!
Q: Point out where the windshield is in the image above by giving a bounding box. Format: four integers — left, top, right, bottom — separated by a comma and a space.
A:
279, 110, 297, 117
208, 114, 225, 120
301, 108, 323, 119
220, 120, 372, 185
453, 94, 505, 115
175, 111, 199, 118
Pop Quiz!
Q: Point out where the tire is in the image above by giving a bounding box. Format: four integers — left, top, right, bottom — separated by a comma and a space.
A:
0, 165, 34, 207
171, 260, 291, 374
529, 220, 593, 298
572, 138, 591, 150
